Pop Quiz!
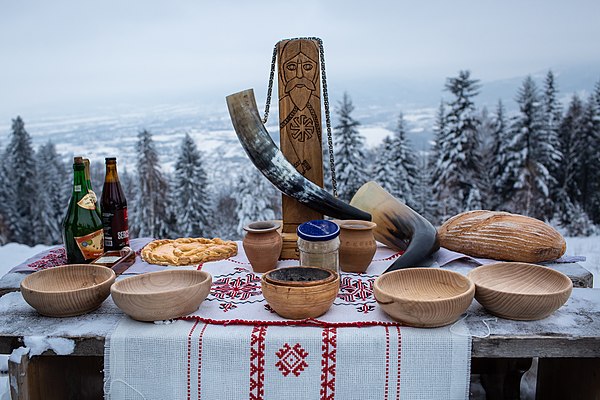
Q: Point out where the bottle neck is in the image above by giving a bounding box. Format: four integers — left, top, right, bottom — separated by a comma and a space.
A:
72, 165, 88, 197
104, 162, 120, 183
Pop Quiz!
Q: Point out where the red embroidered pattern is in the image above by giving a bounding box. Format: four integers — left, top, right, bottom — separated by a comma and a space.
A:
338, 276, 374, 302
212, 274, 262, 300
275, 343, 309, 377
384, 326, 390, 400
27, 248, 67, 271
396, 326, 402, 400
197, 323, 208, 400
219, 303, 238, 312
186, 320, 200, 400
320, 327, 337, 400
355, 304, 376, 314
249, 326, 267, 400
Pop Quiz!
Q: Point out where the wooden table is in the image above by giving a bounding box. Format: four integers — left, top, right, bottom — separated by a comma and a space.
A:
0, 263, 597, 400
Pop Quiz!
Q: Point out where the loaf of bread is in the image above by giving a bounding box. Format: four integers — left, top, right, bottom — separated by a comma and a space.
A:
438, 210, 566, 262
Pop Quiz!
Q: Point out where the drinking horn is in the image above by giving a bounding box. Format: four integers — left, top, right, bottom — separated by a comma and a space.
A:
226, 89, 439, 271
350, 181, 439, 272
226, 89, 370, 221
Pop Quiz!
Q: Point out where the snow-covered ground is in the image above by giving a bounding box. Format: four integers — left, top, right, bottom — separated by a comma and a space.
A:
0, 236, 597, 399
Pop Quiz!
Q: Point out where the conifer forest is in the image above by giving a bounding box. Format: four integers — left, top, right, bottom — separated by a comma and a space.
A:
1, 70, 599, 246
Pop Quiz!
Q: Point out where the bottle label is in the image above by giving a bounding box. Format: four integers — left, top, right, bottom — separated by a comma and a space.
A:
77, 193, 97, 210
102, 208, 130, 250
88, 189, 98, 204
74, 185, 82, 192
74, 229, 104, 260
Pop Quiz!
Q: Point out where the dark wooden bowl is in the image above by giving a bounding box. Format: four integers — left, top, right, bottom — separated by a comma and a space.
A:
263, 266, 336, 287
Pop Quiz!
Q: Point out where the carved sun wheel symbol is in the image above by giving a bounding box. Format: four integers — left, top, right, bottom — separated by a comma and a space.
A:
290, 115, 314, 142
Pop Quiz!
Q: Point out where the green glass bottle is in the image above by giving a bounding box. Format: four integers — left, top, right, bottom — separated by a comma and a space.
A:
83, 158, 102, 218
62, 157, 105, 264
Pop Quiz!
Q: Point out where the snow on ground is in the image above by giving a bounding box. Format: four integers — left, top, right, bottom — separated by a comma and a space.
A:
0, 236, 597, 399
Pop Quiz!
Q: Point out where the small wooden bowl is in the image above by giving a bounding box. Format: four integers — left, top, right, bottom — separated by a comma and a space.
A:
20, 264, 116, 317
261, 268, 340, 319
111, 270, 212, 321
374, 268, 475, 328
467, 262, 572, 320
263, 266, 336, 287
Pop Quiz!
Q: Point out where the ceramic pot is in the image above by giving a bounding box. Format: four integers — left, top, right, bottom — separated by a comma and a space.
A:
243, 221, 282, 273
338, 220, 377, 273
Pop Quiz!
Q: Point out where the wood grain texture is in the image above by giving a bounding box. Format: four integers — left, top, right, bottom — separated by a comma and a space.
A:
261, 271, 339, 319
468, 262, 572, 320
439, 210, 566, 262
374, 268, 474, 327
110, 270, 212, 321
278, 39, 324, 234
20, 264, 115, 317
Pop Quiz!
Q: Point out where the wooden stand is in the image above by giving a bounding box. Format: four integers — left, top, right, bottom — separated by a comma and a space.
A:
277, 38, 324, 259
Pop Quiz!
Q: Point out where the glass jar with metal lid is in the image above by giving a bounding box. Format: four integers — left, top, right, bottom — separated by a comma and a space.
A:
297, 220, 340, 273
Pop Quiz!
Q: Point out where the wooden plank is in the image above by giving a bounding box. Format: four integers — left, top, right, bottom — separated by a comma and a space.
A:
277, 38, 324, 240
9, 354, 103, 400
536, 358, 600, 400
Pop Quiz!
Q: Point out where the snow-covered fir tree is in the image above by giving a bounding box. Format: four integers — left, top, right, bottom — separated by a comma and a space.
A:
212, 179, 241, 240
371, 136, 395, 195
2, 117, 41, 245
0, 147, 10, 245
36, 142, 68, 244
389, 113, 418, 207
490, 100, 509, 209
579, 83, 600, 225
557, 95, 586, 208
498, 76, 554, 220
475, 107, 497, 209
173, 133, 211, 237
235, 165, 278, 235
132, 129, 170, 238
541, 70, 564, 216
333, 93, 368, 202
412, 153, 436, 222
431, 70, 482, 221
430, 100, 446, 170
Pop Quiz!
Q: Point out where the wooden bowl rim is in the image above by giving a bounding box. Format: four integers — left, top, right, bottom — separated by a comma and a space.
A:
263, 266, 336, 287
375, 267, 475, 303
20, 264, 116, 294
336, 219, 377, 231
467, 262, 573, 296
111, 269, 212, 296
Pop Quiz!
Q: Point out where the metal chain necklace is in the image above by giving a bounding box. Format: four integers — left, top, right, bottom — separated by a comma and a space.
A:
262, 37, 338, 198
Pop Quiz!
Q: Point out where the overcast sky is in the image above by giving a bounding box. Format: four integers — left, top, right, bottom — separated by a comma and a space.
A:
1, 0, 599, 115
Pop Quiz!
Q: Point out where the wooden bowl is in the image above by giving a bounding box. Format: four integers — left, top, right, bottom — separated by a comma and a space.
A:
261, 269, 340, 319
20, 264, 116, 317
111, 270, 212, 321
374, 268, 475, 328
263, 266, 336, 287
467, 262, 572, 320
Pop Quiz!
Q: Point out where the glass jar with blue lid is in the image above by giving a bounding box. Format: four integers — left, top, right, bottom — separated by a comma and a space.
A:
297, 220, 340, 273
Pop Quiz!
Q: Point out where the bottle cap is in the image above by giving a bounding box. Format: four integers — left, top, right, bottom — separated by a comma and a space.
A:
297, 220, 340, 241
73, 156, 84, 165
105, 157, 117, 162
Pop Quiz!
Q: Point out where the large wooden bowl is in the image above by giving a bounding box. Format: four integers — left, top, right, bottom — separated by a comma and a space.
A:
111, 270, 212, 321
467, 262, 572, 320
20, 264, 116, 317
261, 268, 340, 319
374, 268, 475, 328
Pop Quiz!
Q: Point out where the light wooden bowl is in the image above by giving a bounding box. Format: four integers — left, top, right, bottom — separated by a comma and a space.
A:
374, 268, 475, 328
261, 268, 340, 319
467, 262, 572, 320
111, 270, 212, 321
263, 266, 336, 287
20, 264, 116, 317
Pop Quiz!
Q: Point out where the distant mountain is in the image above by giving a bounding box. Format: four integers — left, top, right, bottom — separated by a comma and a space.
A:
0, 63, 597, 180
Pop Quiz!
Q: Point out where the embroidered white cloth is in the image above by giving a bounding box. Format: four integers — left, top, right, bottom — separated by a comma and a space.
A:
105, 318, 471, 400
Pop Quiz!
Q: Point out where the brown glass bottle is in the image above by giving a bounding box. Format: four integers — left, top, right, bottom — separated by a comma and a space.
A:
62, 157, 104, 263
100, 158, 130, 250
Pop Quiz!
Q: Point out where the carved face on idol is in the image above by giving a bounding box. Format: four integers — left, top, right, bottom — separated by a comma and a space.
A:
280, 41, 318, 110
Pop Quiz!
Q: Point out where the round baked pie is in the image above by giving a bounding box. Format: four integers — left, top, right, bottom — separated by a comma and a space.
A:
141, 237, 238, 266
